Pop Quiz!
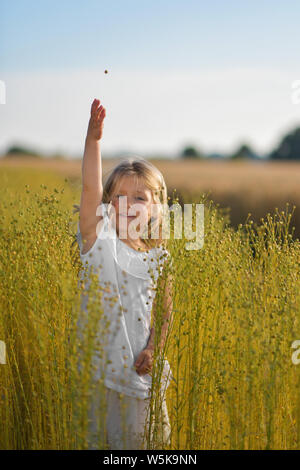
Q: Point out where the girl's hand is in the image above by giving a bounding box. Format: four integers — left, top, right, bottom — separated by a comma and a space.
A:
134, 349, 154, 376
86, 98, 106, 141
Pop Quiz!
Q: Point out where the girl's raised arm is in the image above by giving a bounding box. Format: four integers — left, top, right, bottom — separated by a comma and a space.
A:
79, 98, 106, 254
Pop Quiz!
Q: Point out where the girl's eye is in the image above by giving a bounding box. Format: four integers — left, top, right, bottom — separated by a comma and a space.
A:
137, 197, 145, 201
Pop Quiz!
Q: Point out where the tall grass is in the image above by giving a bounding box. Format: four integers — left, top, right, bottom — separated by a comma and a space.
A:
0, 167, 299, 449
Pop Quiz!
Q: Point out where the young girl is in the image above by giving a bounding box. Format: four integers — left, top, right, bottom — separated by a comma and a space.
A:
77, 98, 174, 450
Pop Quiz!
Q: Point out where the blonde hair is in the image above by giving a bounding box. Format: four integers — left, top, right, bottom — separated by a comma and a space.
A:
102, 156, 168, 250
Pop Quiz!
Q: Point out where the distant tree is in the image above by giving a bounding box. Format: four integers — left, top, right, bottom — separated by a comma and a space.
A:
230, 143, 257, 160
181, 145, 203, 159
269, 127, 300, 160
5, 145, 41, 158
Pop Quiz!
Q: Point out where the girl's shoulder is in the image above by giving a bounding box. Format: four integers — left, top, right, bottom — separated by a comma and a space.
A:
76, 201, 113, 258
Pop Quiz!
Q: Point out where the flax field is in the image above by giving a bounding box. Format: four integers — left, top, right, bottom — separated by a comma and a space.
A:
0, 165, 299, 450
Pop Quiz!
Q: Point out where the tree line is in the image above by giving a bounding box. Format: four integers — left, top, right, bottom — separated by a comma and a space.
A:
181, 126, 300, 160
3, 125, 300, 161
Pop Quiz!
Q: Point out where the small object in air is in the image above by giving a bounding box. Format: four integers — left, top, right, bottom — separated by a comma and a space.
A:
104, 69, 108, 74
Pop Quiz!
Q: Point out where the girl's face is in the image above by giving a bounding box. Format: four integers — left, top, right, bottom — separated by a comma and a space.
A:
110, 175, 153, 239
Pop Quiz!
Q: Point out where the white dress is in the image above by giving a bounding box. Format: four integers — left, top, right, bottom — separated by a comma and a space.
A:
76, 202, 174, 400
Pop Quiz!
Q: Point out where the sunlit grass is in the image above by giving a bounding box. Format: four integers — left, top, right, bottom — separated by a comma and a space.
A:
0, 166, 299, 449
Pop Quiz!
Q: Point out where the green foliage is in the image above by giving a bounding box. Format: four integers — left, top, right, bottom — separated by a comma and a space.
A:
230, 143, 257, 160
181, 146, 203, 159
5, 145, 41, 158
270, 127, 300, 160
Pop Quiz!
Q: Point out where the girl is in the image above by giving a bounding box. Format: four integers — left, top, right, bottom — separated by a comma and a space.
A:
77, 98, 174, 450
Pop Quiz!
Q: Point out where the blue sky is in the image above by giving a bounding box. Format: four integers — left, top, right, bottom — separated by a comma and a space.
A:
1, 0, 300, 157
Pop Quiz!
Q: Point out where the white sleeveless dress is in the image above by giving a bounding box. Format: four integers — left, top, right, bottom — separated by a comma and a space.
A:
76, 202, 174, 400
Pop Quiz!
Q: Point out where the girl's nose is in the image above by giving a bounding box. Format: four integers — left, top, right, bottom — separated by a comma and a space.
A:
127, 203, 135, 215
127, 197, 136, 211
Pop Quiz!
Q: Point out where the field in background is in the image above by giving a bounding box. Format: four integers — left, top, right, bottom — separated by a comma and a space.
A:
1, 156, 300, 239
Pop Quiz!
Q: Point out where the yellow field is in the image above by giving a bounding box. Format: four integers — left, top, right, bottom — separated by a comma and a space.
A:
0, 161, 299, 449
